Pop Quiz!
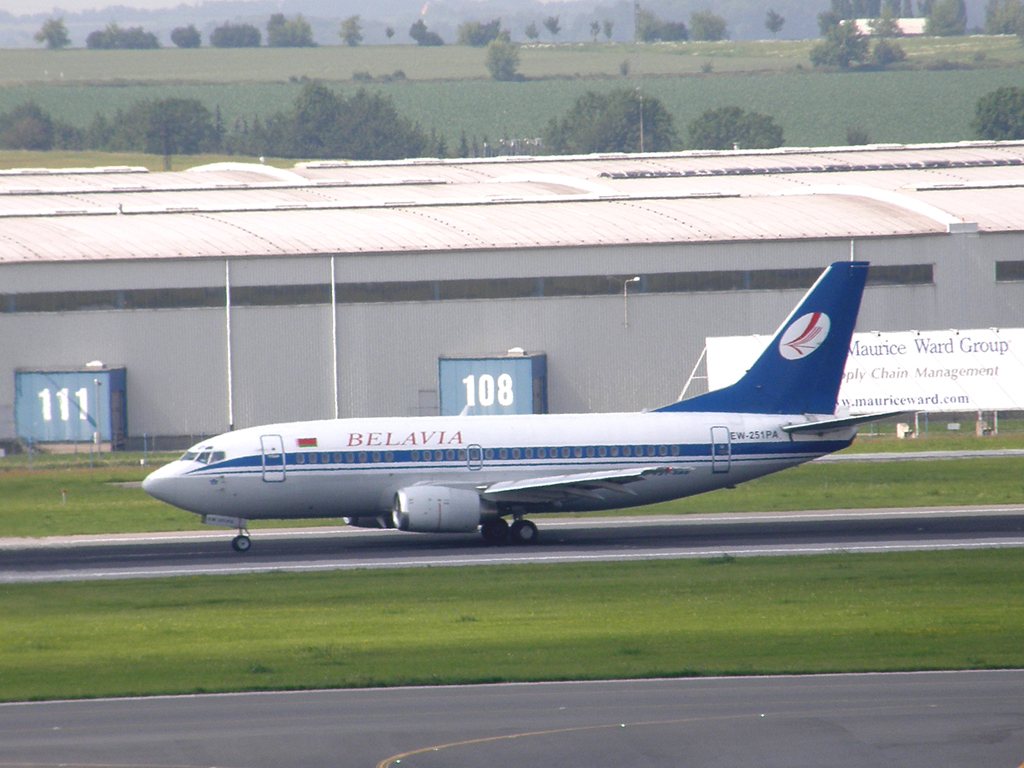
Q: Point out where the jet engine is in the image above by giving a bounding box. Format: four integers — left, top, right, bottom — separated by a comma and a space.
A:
392, 486, 485, 533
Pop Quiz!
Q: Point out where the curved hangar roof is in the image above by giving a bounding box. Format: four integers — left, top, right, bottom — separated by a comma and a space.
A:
1, 141, 1023, 264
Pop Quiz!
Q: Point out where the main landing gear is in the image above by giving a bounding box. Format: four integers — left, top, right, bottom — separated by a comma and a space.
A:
480, 517, 538, 546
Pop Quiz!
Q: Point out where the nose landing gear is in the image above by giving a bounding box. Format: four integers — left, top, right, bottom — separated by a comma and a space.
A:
231, 533, 252, 552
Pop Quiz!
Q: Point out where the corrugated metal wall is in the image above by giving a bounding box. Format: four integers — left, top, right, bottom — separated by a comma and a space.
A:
2, 232, 1024, 442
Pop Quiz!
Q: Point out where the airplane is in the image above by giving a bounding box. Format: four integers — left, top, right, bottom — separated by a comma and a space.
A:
143, 260, 887, 552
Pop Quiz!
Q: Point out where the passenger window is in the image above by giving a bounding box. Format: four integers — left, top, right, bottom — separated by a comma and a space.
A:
586, 447, 595, 458
385, 452, 394, 462
561, 448, 570, 458
373, 452, 382, 462
411, 451, 420, 461
646, 446, 656, 456
525, 448, 534, 459
457, 450, 467, 461
296, 454, 306, 464
434, 450, 444, 461
512, 448, 521, 459
322, 453, 331, 464
610, 447, 619, 457
537, 448, 546, 458
358, 452, 367, 463
659, 446, 668, 456
573, 447, 583, 458
499, 449, 508, 460
309, 453, 318, 464
671, 445, 680, 456
333, 453, 342, 463
598, 447, 607, 457
484, 449, 494, 460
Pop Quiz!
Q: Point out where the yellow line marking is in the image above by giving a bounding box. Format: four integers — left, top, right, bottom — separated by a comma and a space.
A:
376, 713, 754, 768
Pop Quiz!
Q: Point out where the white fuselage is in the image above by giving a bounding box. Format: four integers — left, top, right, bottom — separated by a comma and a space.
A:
142, 410, 855, 521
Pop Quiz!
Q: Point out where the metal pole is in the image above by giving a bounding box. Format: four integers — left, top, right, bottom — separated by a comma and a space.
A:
331, 255, 339, 420
225, 260, 234, 431
93, 378, 101, 457
623, 276, 639, 328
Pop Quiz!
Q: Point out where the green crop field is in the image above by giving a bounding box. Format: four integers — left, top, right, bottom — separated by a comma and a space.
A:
1, 37, 1023, 156
1, 549, 1021, 701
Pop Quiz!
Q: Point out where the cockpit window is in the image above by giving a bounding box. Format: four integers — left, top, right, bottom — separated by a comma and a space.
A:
210, 451, 226, 464
181, 451, 199, 461
196, 450, 213, 464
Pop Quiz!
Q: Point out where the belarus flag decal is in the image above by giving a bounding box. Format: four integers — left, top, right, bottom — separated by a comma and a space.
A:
297, 437, 318, 448
778, 312, 831, 360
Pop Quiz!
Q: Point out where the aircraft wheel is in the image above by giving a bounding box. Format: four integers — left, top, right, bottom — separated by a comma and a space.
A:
509, 519, 539, 545
480, 517, 510, 545
231, 534, 252, 552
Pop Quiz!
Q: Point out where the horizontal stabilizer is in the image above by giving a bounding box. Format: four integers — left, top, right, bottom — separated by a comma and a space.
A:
482, 465, 692, 503
782, 410, 909, 435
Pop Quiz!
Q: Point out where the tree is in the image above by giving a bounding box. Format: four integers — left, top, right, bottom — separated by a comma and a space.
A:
458, 19, 502, 46
543, 15, 561, 37
690, 10, 728, 40
871, 37, 906, 65
86, 23, 159, 49
34, 18, 70, 49
603, 19, 614, 39
0, 102, 55, 149
485, 38, 520, 80
765, 8, 785, 35
590, 20, 601, 40
267, 14, 315, 47
210, 23, 261, 48
145, 98, 216, 168
635, 8, 688, 41
542, 88, 676, 154
687, 105, 783, 150
926, 0, 967, 34
809, 22, 869, 68
170, 24, 201, 48
973, 85, 1024, 139
985, 0, 1024, 33
525, 21, 540, 40
409, 19, 444, 45
870, 8, 904, 36
339, 15, 363, 46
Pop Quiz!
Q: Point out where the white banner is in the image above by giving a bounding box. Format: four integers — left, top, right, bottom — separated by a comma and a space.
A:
705, 328, 1024, 413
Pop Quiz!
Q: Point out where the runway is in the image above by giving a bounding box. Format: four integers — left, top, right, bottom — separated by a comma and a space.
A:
3, 504, 1024, 583
1, 670, 1022, 767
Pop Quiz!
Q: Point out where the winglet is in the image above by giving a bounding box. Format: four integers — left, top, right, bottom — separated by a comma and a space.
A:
657, 261, 870, 415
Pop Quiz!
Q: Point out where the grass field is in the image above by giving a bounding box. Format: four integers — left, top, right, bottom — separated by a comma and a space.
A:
1, 37, 1023, 155
2, 37, 1022, 85
1, 549, 1021, 701
2, 445, 1023, 537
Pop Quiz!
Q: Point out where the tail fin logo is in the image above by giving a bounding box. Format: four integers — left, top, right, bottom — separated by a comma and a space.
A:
779, 312, 831, 360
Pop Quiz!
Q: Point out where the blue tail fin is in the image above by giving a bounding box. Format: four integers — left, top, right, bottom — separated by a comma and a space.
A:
658, 261, 870, 415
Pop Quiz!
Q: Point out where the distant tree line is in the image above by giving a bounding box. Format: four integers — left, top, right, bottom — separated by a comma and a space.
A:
4, 82, 1022, 163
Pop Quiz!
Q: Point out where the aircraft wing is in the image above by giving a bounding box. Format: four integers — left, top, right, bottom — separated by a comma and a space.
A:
782, 410, 910, 435
480, 465, 692, 504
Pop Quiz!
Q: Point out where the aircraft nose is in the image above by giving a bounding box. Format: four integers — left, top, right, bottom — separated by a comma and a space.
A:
141, 465, 178, 505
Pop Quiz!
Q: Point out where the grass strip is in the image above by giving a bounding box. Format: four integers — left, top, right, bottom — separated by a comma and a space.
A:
2, 455, 1024, 537
0, 549, 1021, 702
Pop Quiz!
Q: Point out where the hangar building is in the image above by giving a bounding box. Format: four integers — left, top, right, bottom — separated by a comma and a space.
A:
2, 141, 1023, 448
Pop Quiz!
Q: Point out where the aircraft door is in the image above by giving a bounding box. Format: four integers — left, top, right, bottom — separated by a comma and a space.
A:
467, 444, 484, 471
710, 426, 731, 473
261, 434, 287, 482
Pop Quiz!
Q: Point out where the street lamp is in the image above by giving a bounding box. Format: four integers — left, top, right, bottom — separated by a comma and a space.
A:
623, 276, 640, 328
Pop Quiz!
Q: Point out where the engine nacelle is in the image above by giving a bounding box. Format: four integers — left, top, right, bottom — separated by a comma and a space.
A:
392, 486, 484, 533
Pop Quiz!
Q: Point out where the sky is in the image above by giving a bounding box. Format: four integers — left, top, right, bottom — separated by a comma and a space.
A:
2, 0, 203, 14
